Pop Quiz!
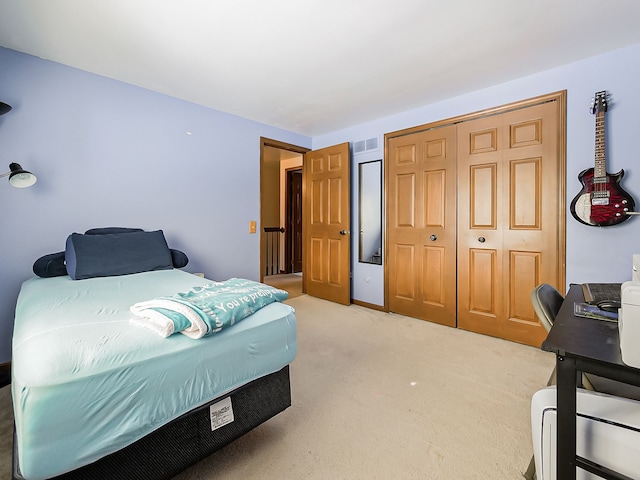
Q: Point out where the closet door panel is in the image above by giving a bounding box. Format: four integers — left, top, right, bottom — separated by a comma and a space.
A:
423, 245, 446, 306
510, 158, 541, 229
388, 127, 457, 326
468, 248, 498, 316
396, 173, 416, 228
394, 243, 416, 300
509, 250, 541, 325
458, 100, 560, 346
458, 118, 504, 338
469, 163, 498, 229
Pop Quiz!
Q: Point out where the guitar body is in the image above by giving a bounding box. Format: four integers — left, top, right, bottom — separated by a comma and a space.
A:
570, 167, 634, 226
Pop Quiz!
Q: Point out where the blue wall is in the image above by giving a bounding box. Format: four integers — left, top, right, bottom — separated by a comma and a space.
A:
315, 42, 640, 306
0, 47, 310, 362
2, 42, 640, 362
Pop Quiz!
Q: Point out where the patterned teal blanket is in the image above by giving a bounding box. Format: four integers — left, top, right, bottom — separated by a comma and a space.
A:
130, 278, 289, 338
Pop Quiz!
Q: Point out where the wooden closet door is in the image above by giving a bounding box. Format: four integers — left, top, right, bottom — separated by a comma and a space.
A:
388, 126, 457, 326
457, 100, 561, 346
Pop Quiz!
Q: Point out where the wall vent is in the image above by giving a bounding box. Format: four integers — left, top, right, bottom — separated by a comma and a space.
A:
353, 136, 379, 155
353, 140, 366, 154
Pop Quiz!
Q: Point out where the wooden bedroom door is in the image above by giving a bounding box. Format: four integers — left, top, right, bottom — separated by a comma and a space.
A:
303, 142, 351, 305
286, 168, 303, 273
456, 99, 561, 346
387, 126, 457, 327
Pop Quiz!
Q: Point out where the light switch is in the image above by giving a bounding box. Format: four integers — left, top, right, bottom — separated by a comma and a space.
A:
249, 221, 257, 234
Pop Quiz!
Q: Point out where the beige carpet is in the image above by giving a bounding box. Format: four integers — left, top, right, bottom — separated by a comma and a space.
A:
263, 273, 303, 299
0, 294, 554, 480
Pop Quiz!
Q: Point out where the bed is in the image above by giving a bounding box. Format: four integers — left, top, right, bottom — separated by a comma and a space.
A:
11, 229, 297, 480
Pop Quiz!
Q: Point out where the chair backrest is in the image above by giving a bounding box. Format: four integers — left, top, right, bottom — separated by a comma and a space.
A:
531, 284, 598, 391
531, 283, 564, 333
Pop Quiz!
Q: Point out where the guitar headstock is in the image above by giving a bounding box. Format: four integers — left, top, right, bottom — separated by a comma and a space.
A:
590, 91, 609, 114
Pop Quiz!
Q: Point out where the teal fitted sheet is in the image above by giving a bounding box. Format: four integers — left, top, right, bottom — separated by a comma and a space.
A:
11, 270, 297, 480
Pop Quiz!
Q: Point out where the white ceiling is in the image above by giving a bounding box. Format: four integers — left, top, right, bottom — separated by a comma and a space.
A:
1, 0, 640, 136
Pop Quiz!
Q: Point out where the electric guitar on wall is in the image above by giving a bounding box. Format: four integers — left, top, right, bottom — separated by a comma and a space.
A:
570, 91, 635, 226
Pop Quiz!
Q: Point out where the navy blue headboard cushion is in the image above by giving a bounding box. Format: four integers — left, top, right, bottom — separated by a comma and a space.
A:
83, 227, 189, 268
65, 230, 174, 280
32, 228, 189, 278
32, 252, 68, 278
169, 249, 189, 268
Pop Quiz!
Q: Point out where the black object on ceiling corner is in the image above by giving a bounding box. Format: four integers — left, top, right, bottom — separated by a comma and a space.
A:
0, 102, 12, 116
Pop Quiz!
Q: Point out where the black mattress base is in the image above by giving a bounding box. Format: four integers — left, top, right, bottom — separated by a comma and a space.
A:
13, 365, 291, 480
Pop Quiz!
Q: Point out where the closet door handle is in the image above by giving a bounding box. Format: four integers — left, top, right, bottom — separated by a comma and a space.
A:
429, 234, 437, 241
478, 236, 486, 243
339, 230, 349, 235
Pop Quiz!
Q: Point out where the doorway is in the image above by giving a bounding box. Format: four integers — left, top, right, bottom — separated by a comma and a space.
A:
260, 138, 352, 305
286, 168, 303, 273
260, 138, 308, 295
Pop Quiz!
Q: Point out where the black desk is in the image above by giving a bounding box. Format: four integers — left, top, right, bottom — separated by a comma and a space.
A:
542, 284, 640, 480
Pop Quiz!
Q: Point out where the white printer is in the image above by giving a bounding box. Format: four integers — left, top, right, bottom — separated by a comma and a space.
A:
620, 280, 640, 369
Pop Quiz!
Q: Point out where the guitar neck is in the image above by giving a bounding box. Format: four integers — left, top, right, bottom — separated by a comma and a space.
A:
594, 111, 606, 179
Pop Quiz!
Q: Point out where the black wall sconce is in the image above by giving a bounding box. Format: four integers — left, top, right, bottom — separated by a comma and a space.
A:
1, 163, 37, 188
0, 102, 37, 187
0, 102, 11, 116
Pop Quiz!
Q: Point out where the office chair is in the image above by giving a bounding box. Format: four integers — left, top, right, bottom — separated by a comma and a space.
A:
531, 284, 560, 386
530, 283, 596, 389
530, 283, 563, 333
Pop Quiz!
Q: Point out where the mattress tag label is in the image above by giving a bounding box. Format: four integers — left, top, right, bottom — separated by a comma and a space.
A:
210, 397, 234, 431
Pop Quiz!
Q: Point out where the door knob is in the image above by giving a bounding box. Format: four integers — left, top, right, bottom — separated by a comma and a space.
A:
478, 236, 486, 243
339, 230, 349, 235
429, 234, 437, 241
